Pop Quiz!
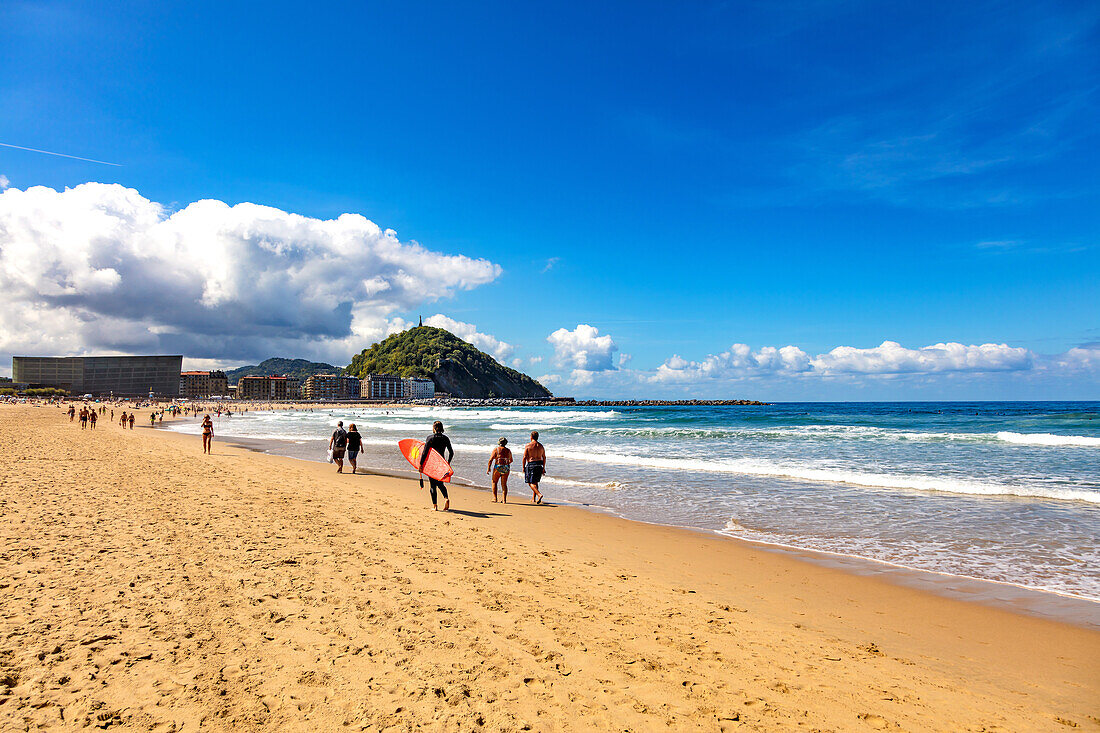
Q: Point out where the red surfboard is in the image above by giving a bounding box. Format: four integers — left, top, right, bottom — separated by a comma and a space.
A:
399, 438, 454, 482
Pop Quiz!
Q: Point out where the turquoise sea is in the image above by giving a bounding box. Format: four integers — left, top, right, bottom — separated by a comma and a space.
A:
168, 401, 1100, 601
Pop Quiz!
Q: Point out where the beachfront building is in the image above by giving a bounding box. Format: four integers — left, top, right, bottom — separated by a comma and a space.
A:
282, 376, 300, 399
235, 374, 296, 401
179, 370, 229, 399
12, 355, 182, 397
236, 375, 270, 400
361, 373, 404, 400
302, 374, 361, 401
403, 377, 435, 400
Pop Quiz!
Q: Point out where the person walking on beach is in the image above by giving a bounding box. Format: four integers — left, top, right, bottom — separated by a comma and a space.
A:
420, 421, 453, 511
201, 414, 213, 454
88, 409, 97, 430
329, 421, 348, 473
523, 430, 546, 504
346, 423, 363, 474
79, 407, 88, 430
487, 437, 512, 503
68, 405, 75, 422
128, 413, 135, 430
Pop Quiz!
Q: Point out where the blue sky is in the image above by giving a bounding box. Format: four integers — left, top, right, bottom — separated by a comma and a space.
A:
0, 0, 1097, 398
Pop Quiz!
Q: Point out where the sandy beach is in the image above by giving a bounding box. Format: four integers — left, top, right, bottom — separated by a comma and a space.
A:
1, 403, 1097, 731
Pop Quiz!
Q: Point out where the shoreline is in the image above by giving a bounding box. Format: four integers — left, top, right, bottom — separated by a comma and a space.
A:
163, 421, 1100, 627
4, 403, 1098, 730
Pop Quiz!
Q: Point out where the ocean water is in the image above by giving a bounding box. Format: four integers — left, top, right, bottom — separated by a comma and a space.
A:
166, 402, 1100, 601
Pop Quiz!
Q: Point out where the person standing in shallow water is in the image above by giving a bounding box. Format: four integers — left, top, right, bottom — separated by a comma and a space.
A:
523, 430, 546, 504
420, 421, 454, 511
487, 437, 512, 503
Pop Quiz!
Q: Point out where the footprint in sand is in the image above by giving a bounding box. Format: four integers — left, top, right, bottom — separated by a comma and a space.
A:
858, 712, 892, 729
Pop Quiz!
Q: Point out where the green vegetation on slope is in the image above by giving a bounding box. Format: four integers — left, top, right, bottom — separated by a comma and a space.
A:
346, 327, 552, 399
226, 358, 340, 385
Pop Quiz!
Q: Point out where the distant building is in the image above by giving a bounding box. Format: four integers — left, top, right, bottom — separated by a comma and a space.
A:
236, 374, 298, 401
179, 370, 229, 399
303, 374, 360, 401
236, 375, 270, 401
361, 373, 403, 400
285, 376, 301, 400
12, 355, 182, 397
403, 377, 435, 400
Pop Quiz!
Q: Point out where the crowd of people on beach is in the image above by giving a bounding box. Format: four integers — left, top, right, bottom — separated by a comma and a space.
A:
62, 400, 550, 513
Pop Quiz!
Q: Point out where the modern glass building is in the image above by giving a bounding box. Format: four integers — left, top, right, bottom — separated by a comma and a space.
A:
12, 355, 183, 397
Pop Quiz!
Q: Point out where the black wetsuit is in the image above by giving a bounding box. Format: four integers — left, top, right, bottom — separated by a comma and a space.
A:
421, 432, 454, 505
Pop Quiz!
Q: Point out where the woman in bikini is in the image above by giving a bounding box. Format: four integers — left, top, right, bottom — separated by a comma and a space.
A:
487, 437, 512, 503
201, 414, 214, 454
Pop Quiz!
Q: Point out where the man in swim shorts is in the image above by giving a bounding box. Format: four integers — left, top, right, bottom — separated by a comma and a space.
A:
522, 430, 546, 504
420, 421, 454, 511
329, 420, 348, 473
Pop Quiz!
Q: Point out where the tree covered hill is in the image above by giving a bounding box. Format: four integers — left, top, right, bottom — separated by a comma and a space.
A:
346, 326, 552, 399
226, 358, 340, 384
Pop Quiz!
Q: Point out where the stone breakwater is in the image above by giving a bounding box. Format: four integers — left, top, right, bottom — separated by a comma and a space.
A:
409, 398, 769, 407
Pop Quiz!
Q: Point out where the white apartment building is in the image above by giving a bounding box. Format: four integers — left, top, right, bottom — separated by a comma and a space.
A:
403, 377, 435, 399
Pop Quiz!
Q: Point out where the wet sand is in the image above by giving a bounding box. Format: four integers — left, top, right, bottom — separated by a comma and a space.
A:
1, 403, 1097, 730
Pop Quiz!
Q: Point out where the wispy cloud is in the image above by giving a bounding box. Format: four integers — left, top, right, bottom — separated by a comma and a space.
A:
0, 141, 121, 166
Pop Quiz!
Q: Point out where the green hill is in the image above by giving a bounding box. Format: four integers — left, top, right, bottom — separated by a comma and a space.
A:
226, 358, 340, 384
346, 327, 552, 399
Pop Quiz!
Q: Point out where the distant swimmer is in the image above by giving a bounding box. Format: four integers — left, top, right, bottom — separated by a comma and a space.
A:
329, 420, 348, 473
487, 437, 512, 503
420, 421, 454, 511
346, 423, 362, 474
201, 415, 213, 454
522, 430, 546, 505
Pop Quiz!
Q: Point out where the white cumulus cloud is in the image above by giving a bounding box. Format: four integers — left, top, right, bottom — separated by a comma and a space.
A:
654, 340, 1035, 382
811, 341, 1032, 375
548, 324, 618, 372
0, 182, 501, 364
419, 314, 514, 361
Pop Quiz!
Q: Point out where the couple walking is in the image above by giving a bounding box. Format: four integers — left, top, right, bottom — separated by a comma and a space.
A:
487, 430, 546, 505
328, 421, 364, 474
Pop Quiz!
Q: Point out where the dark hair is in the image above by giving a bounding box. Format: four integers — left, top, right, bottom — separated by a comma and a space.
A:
498, 437, 507, 446
348, 423, 357, 431
530, 430, 539, 440
433, 420, 444, 433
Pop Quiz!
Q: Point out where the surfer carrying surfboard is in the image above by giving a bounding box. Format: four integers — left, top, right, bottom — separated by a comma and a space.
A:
421, 421, 454, 511
522, 431, 546, 505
